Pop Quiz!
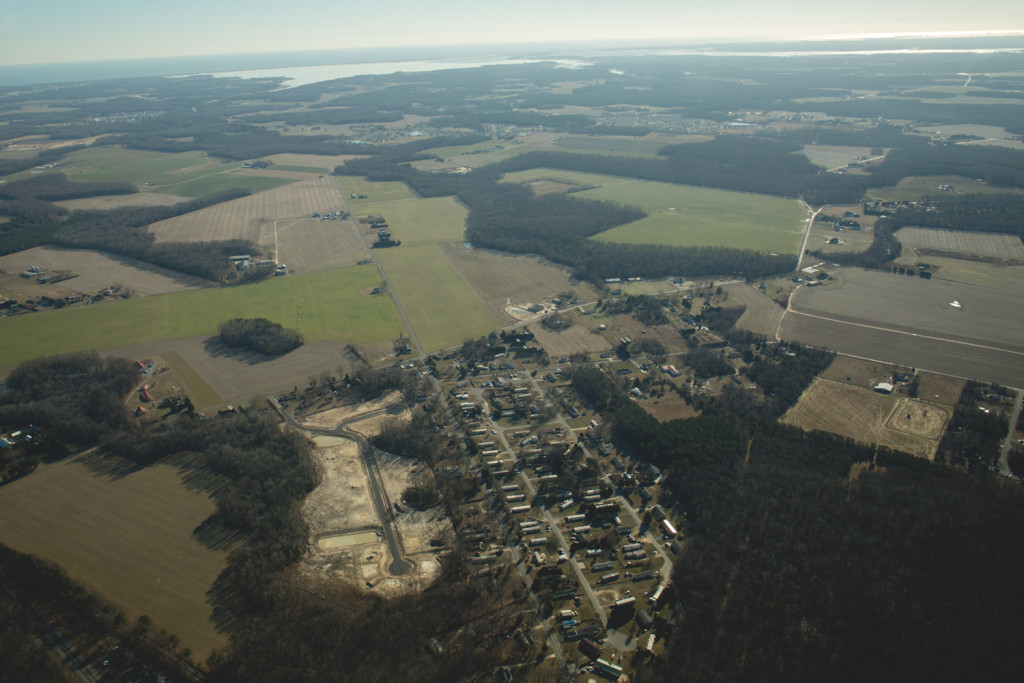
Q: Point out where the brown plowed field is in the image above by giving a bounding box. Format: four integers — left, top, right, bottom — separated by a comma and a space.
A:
272, 217, 369, 272
0, 246, 213, 295
784, 379, 951, 459
149, 175, 345, 244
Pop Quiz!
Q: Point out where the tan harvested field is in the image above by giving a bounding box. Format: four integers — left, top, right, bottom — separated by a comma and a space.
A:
56, 192, 188, 211
149, 175, 345, 244
105, 336, 357, 408
642, 390, 699, 422
725, 282, 786, 337
895, 228, 1024, 261
272, 217, 370, 272
439, 243, 600, 322
231, 167, 321, 180
0, 245, 213, 295
532, 324, 613, 357
0, 451, 230, 658
525, 179, 586, 196
783, 378, 951, 458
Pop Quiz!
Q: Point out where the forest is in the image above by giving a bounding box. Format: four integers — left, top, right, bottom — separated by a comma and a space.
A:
218, 318, 303, 356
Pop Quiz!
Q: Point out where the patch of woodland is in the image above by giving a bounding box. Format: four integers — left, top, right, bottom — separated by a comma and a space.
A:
218, 318, 303, 357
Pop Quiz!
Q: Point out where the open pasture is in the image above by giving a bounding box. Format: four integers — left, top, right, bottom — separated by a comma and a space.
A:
792, 267, 1024, 354
369, 195, 468, 246
336, 176, 417, 204
0, 451, 230, 658
0, 245, 213, 295
895, 227, 1024, 261
55, 192, 188, 211
375, 244, 497, 351
264, 153, 366, 171
25, 146, 224, 187
0, 265, 405, 369
797, 145, 881, 170
407, 133, 562, 171
551, 133, 712, 157
439, 242, 600, 323
867, 175, 1024, 202
150, 174, 345, 244
783, 378, 951, 459
502, 168, 808, 253
157, 169, 295, 198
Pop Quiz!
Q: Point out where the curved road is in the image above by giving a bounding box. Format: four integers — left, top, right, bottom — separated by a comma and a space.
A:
269, 398, 414, 576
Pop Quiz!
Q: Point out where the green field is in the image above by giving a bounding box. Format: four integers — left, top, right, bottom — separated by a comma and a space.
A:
0, 266, 405, 368
162, 350, 223, 409
336, 176, 418, 204
552, 133, 712, 156
374, 196, 468, 246
155, 172, 296, 197
0, 451, 229, 658
867, 175, 1024, 202
375, 244, 498, 350
40, 146, 226, 186
502, 168, 808, 253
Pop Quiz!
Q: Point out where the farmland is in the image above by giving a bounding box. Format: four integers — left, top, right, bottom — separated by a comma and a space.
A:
263, 153, 366, 171
0, 265, 406, 370
335, 176, 418, 204
798, 145, 882, 171
438, 242, 601, 323
0, 245, 213, 295
531, 324, 612, 358
150, 175, 346, 246
551, 133, 713, 157
894, 227, 1024, 262
724, 281, 787, 338
375, 244, 497, 350
790, 268, 1024, 353
783, 378, 952, 459
56, 192, 187, 211
501, 168, 809, 254
867, 175, 1024, 202
0, 451, 230, 658
273, 217, 370, 272
27, 146, 223, 187
368, 195, 467, 246
154, 170, 295, 198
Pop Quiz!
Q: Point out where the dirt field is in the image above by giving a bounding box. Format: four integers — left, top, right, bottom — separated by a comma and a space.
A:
0, 245, 214, 296
532, 324, 613, 357
725, 282, 786, 338
439, 243, 600, 323
55, 193, 188, 211
149, 175, 345, 244
792, 267, 1024, 354
895, 228, 1024, 261
0, 451, 230, 658
642, 390, 699, 422
300, 391, 403, 429
783, 378, 951, 459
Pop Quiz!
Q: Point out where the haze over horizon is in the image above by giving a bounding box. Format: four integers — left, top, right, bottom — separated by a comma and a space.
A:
2, 0, 1023, 67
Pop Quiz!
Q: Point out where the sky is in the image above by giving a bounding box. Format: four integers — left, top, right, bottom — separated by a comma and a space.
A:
1, 0, 1023, 66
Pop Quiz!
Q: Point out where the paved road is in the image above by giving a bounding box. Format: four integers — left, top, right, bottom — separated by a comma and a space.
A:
999, 389, 1023, 474
268, 398, 414, 576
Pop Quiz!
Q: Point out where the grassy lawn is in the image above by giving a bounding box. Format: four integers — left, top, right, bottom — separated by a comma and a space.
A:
375, 244, 498, 350
0, 266, 406, 368
161, 350, 223, 409
502, 168, 808, 253
154, 172, 296, 197
0, 451, 230, 658
335, 176, 418, 204
374, 196, 468, 246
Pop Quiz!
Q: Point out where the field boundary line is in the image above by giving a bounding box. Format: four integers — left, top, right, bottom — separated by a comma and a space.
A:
788, 309, 1024, 358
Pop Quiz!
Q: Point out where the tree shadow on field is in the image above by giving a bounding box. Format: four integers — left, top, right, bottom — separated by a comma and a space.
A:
192, 513, 243, 552
202, 337, 277, 366
76, 448, 146, 481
